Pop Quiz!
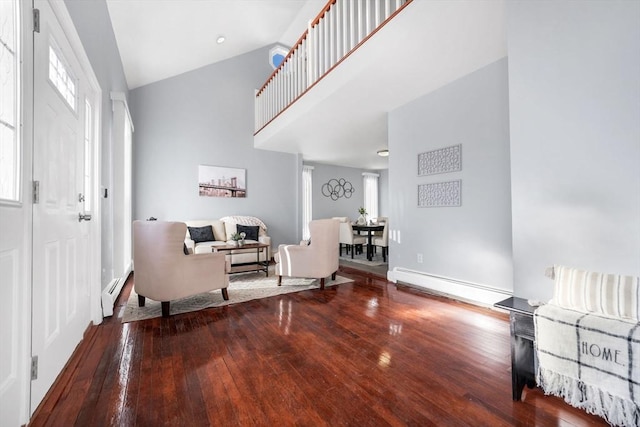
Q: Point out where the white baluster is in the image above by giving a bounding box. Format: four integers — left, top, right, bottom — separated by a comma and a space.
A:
335, 2, 341, 62
313, 22, 319, 84
323, 13, 329, 74
317, 19, 323, 76
306, 21, 313, 86
358, 0, 364, 43
341, 0, 347, 58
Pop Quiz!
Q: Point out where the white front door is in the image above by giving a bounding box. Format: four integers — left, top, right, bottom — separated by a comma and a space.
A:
30, 0, 96, 412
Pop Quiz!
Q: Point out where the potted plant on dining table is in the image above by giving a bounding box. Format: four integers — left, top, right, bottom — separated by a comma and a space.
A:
356, 207, 367, 225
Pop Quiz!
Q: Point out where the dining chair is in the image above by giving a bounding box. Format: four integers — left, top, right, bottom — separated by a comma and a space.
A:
337, 220, 366, 259
373, 217, 388, 236
373, 221, 389, 262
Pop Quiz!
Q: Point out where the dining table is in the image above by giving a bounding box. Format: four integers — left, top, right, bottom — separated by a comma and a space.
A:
352, 223, 385, 261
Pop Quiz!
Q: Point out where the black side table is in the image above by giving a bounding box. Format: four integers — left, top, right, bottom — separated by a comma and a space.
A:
494, 297, 537, 400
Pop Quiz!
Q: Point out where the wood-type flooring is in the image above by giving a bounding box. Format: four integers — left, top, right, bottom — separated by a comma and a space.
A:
29, 266, 608, 426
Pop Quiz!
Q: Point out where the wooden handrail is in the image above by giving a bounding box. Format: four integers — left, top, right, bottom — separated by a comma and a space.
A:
256, 0, 337, 96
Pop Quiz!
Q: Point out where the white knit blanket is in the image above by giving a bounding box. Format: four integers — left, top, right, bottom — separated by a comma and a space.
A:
219, 215, 267, 231
534, 303, 640, 426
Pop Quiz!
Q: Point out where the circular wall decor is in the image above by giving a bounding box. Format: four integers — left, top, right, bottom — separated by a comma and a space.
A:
321, 178, 354, 201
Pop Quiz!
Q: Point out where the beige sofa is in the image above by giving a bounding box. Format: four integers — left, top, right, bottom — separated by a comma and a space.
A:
184, 216, 271, 264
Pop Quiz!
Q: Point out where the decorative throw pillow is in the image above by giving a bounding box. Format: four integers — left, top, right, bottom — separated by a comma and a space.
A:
551, 264, 640, 322
237, 224, 259, 241
187, 225, 215, 243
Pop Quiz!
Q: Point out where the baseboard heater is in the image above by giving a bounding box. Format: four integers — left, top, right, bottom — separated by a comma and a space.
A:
101, 277, 125, 317
389, 267, 512, 307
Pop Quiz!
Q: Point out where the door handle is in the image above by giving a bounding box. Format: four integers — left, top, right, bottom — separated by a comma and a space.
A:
78, 213, 92, 222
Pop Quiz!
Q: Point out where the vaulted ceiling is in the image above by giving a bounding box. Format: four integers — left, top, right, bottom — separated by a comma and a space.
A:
105, 1, 507, 170
106, 0, 325, 89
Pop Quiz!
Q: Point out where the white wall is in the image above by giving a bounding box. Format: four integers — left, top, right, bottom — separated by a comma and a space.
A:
379, 169, 389, 217
388, 58, 513, 297
508, 0, 640, 300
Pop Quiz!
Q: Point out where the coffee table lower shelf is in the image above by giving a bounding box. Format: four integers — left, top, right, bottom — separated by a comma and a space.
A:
229, 261, 269, 275
212, 242, 270, 276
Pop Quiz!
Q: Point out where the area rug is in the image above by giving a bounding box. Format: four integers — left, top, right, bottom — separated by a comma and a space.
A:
122, 271, 353, 323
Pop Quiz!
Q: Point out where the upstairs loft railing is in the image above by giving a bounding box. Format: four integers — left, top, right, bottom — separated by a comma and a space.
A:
255, 0, 412, 134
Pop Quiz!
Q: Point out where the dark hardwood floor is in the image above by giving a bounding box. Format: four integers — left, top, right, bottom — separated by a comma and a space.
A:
30, 266, 608, 426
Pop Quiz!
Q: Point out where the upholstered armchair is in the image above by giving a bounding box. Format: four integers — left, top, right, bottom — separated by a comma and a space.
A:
334, 217, 366, 259
373, 221, 389, 262
274, 218, 340, 289
133, 220, 229, 317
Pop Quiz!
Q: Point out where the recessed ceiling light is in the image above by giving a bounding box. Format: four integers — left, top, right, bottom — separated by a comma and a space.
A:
216, 36, 226, 44
377, 149, 389, 157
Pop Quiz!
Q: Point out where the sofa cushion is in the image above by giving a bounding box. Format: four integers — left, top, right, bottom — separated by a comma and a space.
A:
185, 220, 226, 241
194, 241, 227, 254
237, 224, 259, 241
187, 225, 215, 243
551, 264, 640, 322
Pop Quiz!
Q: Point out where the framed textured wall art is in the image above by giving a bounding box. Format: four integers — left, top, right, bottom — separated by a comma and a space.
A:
198, 165, 246, 198
418, 180, 461, 208
418, 144, 462, 176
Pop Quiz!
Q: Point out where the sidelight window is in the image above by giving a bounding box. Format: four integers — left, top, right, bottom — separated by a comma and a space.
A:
0, 0, 20, 202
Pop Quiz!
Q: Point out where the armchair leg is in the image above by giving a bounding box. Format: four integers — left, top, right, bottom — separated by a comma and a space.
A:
222, 288, 229, 301
277, 275, 282, 286
138, 295, 146, 307
351, 245, 355, 259
332, 271, 336, 280
320, 277, 325, 290
383, 247, 387, 262
161, 301, 170, 318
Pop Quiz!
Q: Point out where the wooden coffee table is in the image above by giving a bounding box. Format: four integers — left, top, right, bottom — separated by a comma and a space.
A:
212, 242, 269, 276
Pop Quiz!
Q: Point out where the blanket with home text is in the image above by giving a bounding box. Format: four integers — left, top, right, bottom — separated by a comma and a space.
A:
534, 303, 640, 426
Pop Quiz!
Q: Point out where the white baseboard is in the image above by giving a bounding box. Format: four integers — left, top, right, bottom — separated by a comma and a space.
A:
387, 267, 512, 307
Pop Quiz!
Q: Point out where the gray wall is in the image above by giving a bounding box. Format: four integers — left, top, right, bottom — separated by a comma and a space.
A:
379, 169, 389, 217
508, 0, 640, 300
307, 162, 380, 222
129, 46, 299, 249
388, 58, 513, 292
65, 0, 129, 288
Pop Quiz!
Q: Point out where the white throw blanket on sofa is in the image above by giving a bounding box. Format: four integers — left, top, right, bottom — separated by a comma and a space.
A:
535, 303, 640, 426
220, 215, 267, 232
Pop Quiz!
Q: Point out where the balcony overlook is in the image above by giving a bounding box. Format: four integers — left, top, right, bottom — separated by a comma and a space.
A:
254, 0, 507, 170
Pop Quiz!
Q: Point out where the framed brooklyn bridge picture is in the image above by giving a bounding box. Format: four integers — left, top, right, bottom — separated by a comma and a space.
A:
198, 164, 246, 198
